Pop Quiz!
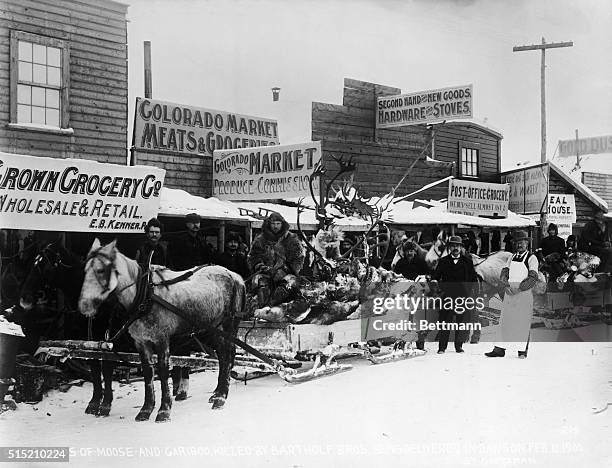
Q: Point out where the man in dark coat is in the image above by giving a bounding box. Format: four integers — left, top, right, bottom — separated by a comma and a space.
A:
579, 210, 611, 271
217, 233, 249, 280
540, 223, 565, 258
393, 241, 428, 280
135, 218, 171, 267
248, 212, 305, 307
168, 213, 215, 270
431, 235, 479, 354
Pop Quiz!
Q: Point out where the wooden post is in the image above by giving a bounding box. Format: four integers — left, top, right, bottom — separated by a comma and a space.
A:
540, 37, 546, 164
245, 223, 253, 246
575, 129, 580, 169
144, 41, 152, 99
218, 221, 225, 254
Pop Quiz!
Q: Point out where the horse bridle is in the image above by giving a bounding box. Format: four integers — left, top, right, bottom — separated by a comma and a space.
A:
33, 243, 73, 273
430, 238, 447, 259
85, 248, 117, 293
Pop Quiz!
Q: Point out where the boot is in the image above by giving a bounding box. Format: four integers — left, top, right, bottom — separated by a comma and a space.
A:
485, 346, 505, 357
470, 329, 481, 344
416, 340, 425, 351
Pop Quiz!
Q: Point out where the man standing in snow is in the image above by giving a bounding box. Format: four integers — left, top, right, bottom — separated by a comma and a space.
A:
431, 235, 478, 354
248, 212, 305, 307
486, 230, 539, 358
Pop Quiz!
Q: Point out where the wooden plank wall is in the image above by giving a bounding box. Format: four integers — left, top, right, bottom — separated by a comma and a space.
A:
133, 149, 212, 196
0, 0, 128, 164
312, 78, 452, 200
582, 172, 612, 207
433, 122, 501, 182
549, 170, 597, 228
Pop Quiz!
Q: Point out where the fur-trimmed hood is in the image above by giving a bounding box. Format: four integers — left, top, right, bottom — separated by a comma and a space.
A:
261, 212, 291, 242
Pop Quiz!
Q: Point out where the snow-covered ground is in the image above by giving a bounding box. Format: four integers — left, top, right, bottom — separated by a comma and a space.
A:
2, 342, 611, 468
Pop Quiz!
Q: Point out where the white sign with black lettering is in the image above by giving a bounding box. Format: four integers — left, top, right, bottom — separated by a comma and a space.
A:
0, 152, 165, 232
546, 194, 576, 240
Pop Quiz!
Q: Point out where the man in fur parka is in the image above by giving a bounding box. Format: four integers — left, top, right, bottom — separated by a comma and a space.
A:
248, 212, 305, 307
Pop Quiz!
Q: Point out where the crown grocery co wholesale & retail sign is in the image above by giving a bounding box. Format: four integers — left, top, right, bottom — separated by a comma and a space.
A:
0, 152, 165, 232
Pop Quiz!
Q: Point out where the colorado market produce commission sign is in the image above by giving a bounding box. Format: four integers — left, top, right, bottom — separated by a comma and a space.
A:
0, 152, 165, 232
132, 97, 280, 157
212, 142, 321, 201
376, 84, 472, 129
502, 164, 549, 215
447, 179, 509, 217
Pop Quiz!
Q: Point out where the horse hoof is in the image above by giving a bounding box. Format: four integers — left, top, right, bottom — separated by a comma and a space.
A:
155, 411, 171, 423
96, 404, 111, 417
135, 410, 152, 422
208, 393, 218, 404
211, 397, 226, 410
175, 391, 188, 401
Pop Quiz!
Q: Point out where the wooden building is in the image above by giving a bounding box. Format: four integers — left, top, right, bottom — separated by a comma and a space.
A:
432, 121, 502, 183
582, 172, 612, 208
502, 161, 608, 237
311, 78, 503, 201
0, 0, 129, 164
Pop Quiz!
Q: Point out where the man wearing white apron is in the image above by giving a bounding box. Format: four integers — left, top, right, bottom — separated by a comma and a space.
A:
485, 230, 539, 358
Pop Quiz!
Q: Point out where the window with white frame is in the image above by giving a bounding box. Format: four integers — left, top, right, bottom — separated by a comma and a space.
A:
11, 31, 69, 128
460, 147, 479, 177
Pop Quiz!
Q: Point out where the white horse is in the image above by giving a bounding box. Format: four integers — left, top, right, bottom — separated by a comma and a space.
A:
78, 239, 246, 422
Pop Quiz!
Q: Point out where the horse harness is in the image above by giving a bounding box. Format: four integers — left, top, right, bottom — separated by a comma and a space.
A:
86, 248, 282, 370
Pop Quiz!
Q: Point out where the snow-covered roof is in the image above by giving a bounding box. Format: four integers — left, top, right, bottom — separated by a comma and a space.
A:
554, 154, 612, 177
548, 160, 608, 212
500, 160, 608, 212
383, 200, 536, 228
159, 188, 256, 222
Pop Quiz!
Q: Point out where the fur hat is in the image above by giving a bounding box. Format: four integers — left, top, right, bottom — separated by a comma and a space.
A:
267, 212, 285, 223
185, 213, 201, 223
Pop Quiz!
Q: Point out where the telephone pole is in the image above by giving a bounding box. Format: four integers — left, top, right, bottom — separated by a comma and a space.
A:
513, 38, 573, 163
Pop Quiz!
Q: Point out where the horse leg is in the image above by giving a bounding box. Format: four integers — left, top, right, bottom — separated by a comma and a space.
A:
173, 367, 190, 401
209, 318, 239, 410
135, 344, 156, 422
154, 343, 172, 423
97, 360, 115, 417
85, 359, 102, 415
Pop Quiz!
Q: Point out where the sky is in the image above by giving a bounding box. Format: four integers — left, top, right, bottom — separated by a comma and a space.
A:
125, 0, 612, 171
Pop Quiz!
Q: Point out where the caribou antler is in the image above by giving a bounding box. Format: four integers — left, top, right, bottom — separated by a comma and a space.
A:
295, 198, 328, 266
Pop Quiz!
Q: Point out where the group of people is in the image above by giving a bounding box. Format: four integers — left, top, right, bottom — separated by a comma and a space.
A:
540, 209, 611, 271
134, 213, 250, 279
135, 212, 305, 309
392, 230, 542, 359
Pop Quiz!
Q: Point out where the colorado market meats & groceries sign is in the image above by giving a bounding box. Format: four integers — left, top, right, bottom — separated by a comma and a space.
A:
447, 179, 509, 218
132, 97, 279, 157
0, 152, 165, 232
376, 84, 472, 129
212, 142, 321, 201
